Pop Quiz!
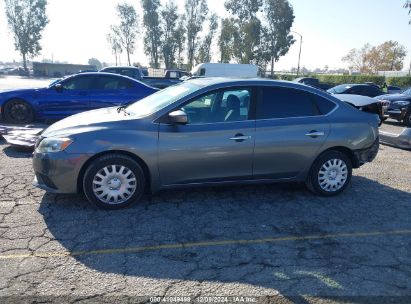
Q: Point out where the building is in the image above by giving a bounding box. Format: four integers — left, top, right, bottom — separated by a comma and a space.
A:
33, 62, 96, 77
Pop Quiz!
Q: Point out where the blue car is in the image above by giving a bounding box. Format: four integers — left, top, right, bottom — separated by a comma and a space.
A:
0, 72, 157, 124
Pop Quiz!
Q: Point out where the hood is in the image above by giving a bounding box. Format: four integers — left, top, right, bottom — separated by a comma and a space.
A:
0, 87, 46, 95
375, 93, 411, 102
42, 107, 133, 138
332, 94, 377, 107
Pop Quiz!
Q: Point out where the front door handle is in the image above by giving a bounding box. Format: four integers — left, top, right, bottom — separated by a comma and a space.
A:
305, 131, 325, 138
229, 134, 252, 142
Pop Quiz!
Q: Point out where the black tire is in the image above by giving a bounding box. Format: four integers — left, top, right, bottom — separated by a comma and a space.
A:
83, 154, 146, 210
306, 150, 352, 196
3, 99, 34, 124
403, 111, 411, 127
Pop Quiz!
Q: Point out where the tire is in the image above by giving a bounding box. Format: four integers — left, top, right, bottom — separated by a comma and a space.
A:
306, 150, 352, 196
3, 99, 34, 124
83, 154, 146, 210
403, 111, 411, 127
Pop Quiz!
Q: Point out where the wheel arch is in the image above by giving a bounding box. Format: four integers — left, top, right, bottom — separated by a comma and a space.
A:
316, 146, 359, 169
77, 150, 152, 194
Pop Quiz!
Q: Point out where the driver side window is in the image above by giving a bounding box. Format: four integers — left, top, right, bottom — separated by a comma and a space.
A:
183, 89, 251, 124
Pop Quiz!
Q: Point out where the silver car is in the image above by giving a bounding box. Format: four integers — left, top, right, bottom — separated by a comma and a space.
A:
33, 78, 380, 209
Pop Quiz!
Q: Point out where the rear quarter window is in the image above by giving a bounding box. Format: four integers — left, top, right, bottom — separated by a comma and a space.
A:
315, 96, 337, 115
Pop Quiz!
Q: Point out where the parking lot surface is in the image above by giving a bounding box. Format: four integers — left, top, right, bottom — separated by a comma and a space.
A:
0, 134, 411, 303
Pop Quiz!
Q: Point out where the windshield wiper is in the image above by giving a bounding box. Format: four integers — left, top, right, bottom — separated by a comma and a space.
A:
117, 105, 130, 115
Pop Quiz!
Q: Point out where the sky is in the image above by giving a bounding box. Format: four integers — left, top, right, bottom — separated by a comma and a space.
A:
0, 0, 410, 71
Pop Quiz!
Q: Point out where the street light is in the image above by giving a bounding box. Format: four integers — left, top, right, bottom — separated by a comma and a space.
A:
290, 31, 302, 76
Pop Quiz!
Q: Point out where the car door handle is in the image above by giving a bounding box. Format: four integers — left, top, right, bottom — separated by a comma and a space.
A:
305, 131, 325, 137
229, 134, 252, 141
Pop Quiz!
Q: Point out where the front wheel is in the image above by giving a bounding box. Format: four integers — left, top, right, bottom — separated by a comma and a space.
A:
83, 154, 146, 209
306, 151, 352, 196
3, 99, 34, 124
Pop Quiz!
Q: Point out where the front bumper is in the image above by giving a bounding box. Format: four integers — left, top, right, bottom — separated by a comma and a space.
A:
353, 138, 379, 167
32, 151, 91, 194
387, 108, 407, 121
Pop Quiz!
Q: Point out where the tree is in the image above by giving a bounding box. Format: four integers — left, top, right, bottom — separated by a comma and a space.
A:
161, 0, 179, 69
196, 13, 219, 63
342, 44, 373, 74
174, 18, 186, 68
4, 0, 49, 71
263, 0, 295, 76
184, 0, 208, 69
111, 3, 139, 66
141, 0, 162, 68
88, 58, 102, 70
107, 32, 122, 66
342, 41, 407, 74
224, 0, 262, 64
218, 18, 236, 63
368, 41, 407, 72
405, 1, 411, 23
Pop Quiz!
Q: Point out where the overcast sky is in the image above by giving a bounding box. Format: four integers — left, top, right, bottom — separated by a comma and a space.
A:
0, 0, 410, 71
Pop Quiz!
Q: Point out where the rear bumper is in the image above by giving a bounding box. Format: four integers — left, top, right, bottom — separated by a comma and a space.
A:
353, 138, 379, 167
32, 151, 91, 194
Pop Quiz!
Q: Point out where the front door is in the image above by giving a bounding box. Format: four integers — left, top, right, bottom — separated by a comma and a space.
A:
158, 88, 255, 186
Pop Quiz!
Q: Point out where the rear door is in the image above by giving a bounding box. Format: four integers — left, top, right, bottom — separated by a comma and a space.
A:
88, 75, 143, 109
253, 86, 332, 180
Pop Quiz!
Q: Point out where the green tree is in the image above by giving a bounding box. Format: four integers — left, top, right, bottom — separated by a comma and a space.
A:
107, 32, 122, 66
4, 0, 49, 71
184, 0, 208, 69
111, 3, 139, 66
218, 18, 236, 63
88, 58, 102, 70
263, 0, 295, 76
141, 0, 162, 68
342, 44, 373, 74
174, 18, 186, 68
161, 0, 179, 69
224, 0, 262, 64
196, 13, 219, 63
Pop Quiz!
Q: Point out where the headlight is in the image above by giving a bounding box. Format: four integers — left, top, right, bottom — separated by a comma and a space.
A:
392, 101, 410, 107
35, 138, 73, 153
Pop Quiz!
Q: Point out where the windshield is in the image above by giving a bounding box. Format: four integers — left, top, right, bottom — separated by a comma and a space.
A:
126, 82, 201, 117
48, 78, 62, 88
328, 84, 351, 94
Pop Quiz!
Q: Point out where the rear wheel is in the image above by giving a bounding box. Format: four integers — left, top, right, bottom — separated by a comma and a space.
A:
3, 99, 34, 124
83, 154, 145, 209
306, 151, 352, 196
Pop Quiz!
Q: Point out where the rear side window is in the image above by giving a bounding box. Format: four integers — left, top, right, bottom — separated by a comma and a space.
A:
95, 76, 134, 90
315, 96, 337, 115
258, 87, 319, 119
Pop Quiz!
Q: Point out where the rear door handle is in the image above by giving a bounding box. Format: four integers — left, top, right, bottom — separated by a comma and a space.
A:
229, 134, 252, 142
305, 131, 325, 137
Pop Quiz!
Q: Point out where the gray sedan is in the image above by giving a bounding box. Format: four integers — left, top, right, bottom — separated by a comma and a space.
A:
32, 78, 380, 209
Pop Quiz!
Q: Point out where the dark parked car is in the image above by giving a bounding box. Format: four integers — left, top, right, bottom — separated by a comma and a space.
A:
327, 84, 384, 97
100, 66, 186, 89
0, 72, 157, 124
33, 78, 380, 209
293, 77, 331, 90
376, 88, 411, 126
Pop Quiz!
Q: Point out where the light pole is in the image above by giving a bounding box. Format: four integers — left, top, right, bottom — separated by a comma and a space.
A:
291, 31, 302, 76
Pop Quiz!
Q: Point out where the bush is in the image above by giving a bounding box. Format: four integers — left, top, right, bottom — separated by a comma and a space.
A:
315, 75, 385, 86
386, 76, 411, 88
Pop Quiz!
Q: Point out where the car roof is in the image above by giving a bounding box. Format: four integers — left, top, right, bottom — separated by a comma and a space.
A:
61, 72, 153, 87
100, 66, 140, 70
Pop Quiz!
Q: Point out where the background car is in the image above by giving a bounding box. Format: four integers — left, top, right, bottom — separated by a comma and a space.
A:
332, 94, 384, 123
376, 87, 411, 126
293, 77, 332, 90
33, 78, 380, 209
0, 72, 157, 124
327, 84, 384, 97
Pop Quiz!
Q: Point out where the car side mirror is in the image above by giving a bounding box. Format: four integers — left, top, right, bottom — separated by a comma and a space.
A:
54, 83, 63, 92
168, 110, 188, 124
